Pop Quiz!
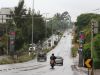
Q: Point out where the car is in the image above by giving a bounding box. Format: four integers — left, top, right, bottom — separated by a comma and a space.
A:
37, 51, 47, 62
55, 56, 63, 66
29, 47, 35, 52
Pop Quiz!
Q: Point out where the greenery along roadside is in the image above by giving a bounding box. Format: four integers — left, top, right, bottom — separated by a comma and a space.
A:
0, 53, 35, 64
71, 32, 78, 57
0, 30, 63, 65
75, 13, 100, 69
0, 0, 70, 56
93, 34, 100, 69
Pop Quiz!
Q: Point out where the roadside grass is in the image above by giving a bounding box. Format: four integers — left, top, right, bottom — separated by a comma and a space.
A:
0, 56, 13, 64
17, 53, 34, 63
0, 44, 58, 65
71, 32, 78, 57
0, 33, 63, 65
71, 44, 78, 57
0, 52, 35, 65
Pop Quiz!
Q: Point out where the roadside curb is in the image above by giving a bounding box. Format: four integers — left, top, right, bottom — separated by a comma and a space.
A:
75, 65, 88, 73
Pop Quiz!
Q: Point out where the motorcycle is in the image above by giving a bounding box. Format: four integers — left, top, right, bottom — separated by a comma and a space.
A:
50, 60, 55, 69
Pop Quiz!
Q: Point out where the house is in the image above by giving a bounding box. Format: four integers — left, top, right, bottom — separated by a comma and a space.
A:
43, 34, 59, 49
0, 8, 14, 23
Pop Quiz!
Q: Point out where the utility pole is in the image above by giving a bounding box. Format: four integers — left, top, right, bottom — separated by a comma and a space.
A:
43, 13, 49, 49
45, 13, 49, 40
91, 19, 98, 75
32, 0, 34, 52
78, 31, 85, 67
51, 19, 53, 47
91, 19, 94, 75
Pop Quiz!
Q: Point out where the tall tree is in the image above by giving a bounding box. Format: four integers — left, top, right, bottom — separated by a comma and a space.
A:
13, 0, 26, 50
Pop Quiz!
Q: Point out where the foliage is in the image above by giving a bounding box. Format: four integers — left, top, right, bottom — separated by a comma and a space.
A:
94, 58, 100, 69
83, 43, 91, 59
17, 53, 33, 63
47, 11, 70, 34
11, 0, 46, 51
71, 46, 78, 57
76, 13, 100, 31
93, 34, 100, 59
76, 13, 100, 68
0, 57, 13, 64
0, 53, 35, 64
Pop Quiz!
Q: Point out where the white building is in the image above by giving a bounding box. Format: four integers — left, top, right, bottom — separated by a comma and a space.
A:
0, 8, 14, 23
43, 34, 59, 49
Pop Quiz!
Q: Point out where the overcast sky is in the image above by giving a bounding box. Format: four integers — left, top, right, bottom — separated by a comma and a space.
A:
0, 0, 100, 21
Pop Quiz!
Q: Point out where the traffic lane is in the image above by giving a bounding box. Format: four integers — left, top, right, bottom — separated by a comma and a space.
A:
0, 60, 48, 74
0, 31, 82, 75
28, 33, 75, 75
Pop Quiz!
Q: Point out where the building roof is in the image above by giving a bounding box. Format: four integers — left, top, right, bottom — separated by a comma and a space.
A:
0, 7, 14, 15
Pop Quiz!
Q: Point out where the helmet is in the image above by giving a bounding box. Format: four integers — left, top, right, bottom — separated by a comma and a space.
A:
52, 53, 54, 56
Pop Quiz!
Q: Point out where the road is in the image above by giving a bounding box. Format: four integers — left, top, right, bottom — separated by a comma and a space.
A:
0, 30, 87, 75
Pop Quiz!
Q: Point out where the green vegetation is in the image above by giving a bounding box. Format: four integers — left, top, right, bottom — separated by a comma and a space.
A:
71, 32, 78, 57
0, 0, 52, 56
71, 46, 78, 57
0, 0, 70, 64
47, 11, 71, 33
75, 13, 100, 69
0, 53, 35, 64
17, 53, 34, 63
93, 34, 100, 69
0, 0, 69, 56
0, 57, 13, 64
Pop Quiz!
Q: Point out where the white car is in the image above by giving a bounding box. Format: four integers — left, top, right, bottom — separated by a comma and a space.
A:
55, 56, 63, 66
29, 47, 35, 51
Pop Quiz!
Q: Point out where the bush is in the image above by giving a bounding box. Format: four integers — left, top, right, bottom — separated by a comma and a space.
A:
0, 57, 13, 64
83, 43, 91, 59
43, 48, 50, 53
93, 59, 100, 69
71, 46, 78, 57
17, 53, 34, 63
0, 52, 35, 64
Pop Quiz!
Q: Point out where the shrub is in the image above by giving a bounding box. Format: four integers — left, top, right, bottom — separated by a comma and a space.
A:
71, 46, 78, 57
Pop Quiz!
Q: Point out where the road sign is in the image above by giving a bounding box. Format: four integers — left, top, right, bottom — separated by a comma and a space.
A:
85, 59, 92, 68
9, 32, 16, 35
94, 27, 98, 34
80, 34, 85, 40
91, 19, 98, 34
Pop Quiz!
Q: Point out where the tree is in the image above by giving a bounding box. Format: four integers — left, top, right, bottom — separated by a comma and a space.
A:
47, 11, 70, 33
61, 11, 68, 20
76, 13, 100, 69
12, 0, 46, 51
33, 14, 46, 43
76, 13, 100, 31
12, 0, 27, 50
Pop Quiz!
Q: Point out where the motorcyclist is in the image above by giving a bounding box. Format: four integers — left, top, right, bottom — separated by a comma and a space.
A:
50, 53, 56, 69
